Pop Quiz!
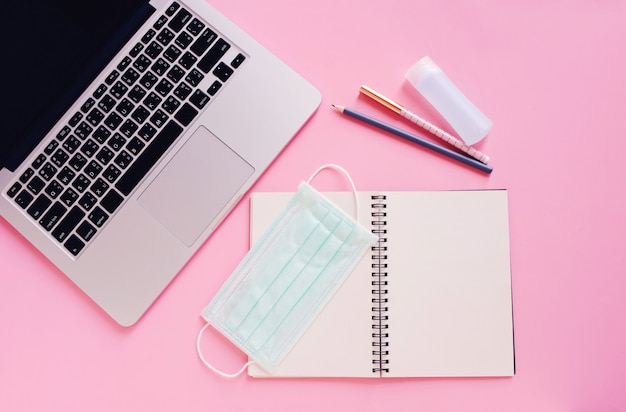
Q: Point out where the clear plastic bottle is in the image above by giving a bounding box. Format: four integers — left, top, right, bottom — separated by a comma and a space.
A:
405, 56, 492, 146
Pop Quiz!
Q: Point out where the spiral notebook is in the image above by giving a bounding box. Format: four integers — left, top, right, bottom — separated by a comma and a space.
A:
247, 188, 514, 378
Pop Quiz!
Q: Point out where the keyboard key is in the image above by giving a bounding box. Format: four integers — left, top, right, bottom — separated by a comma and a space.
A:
60, 188, 79, 207
121, 119, 139, 138
213, 62, 234, 82
142, 29, 156, 44
157, 28, 175, 46
189, 90, 209, 109
79, 192, 97, 211
39, 202, 67, 231
105, 70, 120, 85
144, 92, 162, 110
68, 112, 83, 127
90, 178, 109, 197
93, 84, 108, 99
38, 163, 57, 181
139, 72, 158, 90
45, 180, 64, 199
76, 221, 97, 241
129, 42, 144, 58
168, 8, 192, 32
155, 79, 173, 96
178, 52, 197, 70
197, 39, 230, 73
93, 126, 111, 144
115, 121, 183, 196
162, 96, 181, 114
114, 151, 133, 169
86, 108, 105, 126
44, 140, 59, 155
117, 56, 132, 71
104, 112, 123, 130
52, 206, 85, 242
152, 58, 170, 76
81, 97, 96, 113
186, 18, 205, 36
88, 206, 109, 227
131, 105, 150, 124
19, 168, 35, 183
108, 134, 127, 151
207, 80, 222, 96
163, 45, 182, 62
154, 15, 168, 30
84, 160, 103, 179
175, 32, 193, 49
101, 189, 124, 213
7, 182, 22, 198
185, 69, 204, 87
27, 176, 46, 194
15, 190, 34, 209
56, 126, 72, 141
127, 137, 145, 155
75, 122, 93, 140
32, 154, 46, 169
134, 54, 152, 72
174, 82, 193, 100
138, 124, 157, 141
96, 146, 115, 165
165, 2, 180, 16
69, 153, 88, 171
191, 28, 217, 56
231, 53, 246, 68
27, 194, 52, 219
110, 82, 129, 99
57, 167, 76, 185
103, 165, 121, 183
116, 98, 135, 116
64, 235, 85, 256
145, 41, 164, 59
174, 103, 198, 126
167, 65, 186, 82
81, 140, 100, 157
99, 95, 116, 113
150, 109, 169, 128
122, 68, 140, 85
72, 174, 91, 193
62, 136, 81, 154
129, 85, 147, 103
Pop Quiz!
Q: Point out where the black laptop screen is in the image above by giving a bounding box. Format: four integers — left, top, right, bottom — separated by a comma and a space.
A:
1, 0, 153, 172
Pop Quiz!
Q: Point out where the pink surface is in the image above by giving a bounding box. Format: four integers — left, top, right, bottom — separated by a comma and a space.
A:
1, 0, 625, 411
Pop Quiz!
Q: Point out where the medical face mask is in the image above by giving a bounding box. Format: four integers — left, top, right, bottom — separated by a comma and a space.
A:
197, 165, 377, 378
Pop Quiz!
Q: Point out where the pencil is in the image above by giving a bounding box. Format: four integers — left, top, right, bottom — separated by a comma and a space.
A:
333, 105, 493, 174
359, 85, 490, 164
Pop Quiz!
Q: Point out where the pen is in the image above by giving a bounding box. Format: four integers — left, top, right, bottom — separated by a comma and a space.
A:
332, 105, 493, 174
359, 85, 490, 164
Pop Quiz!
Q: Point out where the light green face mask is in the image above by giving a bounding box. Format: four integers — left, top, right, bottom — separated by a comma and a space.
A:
197, 165, 377, 377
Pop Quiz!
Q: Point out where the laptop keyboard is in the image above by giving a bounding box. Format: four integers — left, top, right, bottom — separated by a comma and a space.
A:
5, 2, 246, 257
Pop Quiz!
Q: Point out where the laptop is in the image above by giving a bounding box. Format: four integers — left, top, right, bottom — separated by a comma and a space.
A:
0, 0, 321, 326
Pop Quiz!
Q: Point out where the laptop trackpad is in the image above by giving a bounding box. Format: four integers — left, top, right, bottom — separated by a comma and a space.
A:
138, 126, 254, 246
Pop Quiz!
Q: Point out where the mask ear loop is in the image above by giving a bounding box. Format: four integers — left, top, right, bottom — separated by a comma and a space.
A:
196, 323, 256, 378
197, 164, 359, 379
306, 164, 361, 221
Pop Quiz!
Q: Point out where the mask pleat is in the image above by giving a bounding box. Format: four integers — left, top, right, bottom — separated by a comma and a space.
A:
243, 214, 341, 343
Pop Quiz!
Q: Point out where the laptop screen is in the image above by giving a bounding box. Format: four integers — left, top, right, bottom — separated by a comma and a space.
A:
1, 0, 153, 172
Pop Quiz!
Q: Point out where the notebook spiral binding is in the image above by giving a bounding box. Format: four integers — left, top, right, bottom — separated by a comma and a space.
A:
371, 194, 390, 374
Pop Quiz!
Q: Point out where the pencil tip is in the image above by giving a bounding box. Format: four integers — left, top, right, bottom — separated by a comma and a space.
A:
331, 105, 344, 112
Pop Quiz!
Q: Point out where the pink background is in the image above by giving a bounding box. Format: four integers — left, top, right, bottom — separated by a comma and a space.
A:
2, 0, 625, 411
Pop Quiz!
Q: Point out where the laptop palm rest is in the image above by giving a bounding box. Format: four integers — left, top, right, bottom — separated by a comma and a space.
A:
138, 126, 254, 246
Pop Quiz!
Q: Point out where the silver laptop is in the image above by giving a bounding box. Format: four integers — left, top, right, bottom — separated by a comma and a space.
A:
0, 0, 321, 326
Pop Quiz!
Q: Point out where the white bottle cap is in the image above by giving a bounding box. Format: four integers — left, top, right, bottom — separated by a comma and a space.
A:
405, 56, 492, 145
